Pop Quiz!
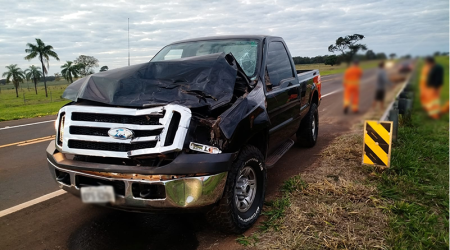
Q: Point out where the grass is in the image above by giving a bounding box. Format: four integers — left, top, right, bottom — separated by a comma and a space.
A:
244, 133, 388, 249
0, 80, 70, 121
379, 56, 449, 249
295, 60, 383, 76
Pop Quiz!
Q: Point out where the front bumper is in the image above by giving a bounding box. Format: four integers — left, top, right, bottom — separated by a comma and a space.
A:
46, 141, 231, 211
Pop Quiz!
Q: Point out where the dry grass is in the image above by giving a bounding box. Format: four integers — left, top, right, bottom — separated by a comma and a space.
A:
254, 133, 388, 249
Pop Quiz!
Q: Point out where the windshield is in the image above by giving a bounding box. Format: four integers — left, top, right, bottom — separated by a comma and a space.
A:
151, 39, 260, 77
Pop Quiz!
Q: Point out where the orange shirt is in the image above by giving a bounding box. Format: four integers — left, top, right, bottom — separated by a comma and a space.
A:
344, 66, 363, 86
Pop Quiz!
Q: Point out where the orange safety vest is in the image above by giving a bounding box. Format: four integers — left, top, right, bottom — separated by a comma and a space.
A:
344, 66, 363, 86
420, 64, 441, 118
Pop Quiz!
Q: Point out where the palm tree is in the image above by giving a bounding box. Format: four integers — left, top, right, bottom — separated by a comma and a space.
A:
61, 61, 80, 83
24, 38, 60, 97
2, 64, 25, 98
24, 65, 42, 95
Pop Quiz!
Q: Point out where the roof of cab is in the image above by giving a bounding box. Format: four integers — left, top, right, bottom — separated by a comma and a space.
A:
169, 35, 278, 45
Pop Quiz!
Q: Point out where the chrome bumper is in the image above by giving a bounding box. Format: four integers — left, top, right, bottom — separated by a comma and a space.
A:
47, 159, 227, 211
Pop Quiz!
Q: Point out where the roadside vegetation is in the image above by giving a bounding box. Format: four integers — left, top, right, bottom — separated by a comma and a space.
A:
0, 37, 106, 122
0, 81, 70, 121
380, 56, 449, 249
237, 56, 449, 249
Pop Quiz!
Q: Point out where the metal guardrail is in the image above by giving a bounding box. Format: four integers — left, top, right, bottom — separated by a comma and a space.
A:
379, 69, 416, 142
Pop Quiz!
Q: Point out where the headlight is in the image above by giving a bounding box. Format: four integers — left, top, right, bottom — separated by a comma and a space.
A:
59, 114, 65, 142
189, 142, 221, 154
57, 113, 65, 146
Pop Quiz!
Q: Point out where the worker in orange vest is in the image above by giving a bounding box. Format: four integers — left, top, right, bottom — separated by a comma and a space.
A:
420, 57, 449, 119
343, 60, 363, 113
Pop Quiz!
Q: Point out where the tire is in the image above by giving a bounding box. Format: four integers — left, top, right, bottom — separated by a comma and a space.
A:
297, 102, 319, 148
206, 145, 266, 234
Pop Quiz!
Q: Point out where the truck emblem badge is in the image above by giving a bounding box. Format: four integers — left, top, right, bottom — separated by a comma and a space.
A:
108, 128, 134, 140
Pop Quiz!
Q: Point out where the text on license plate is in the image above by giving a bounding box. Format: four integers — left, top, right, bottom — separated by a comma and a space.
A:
80, 186, 115, 203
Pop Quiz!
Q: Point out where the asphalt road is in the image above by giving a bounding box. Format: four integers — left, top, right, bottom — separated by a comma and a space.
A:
0, 69, 380, 250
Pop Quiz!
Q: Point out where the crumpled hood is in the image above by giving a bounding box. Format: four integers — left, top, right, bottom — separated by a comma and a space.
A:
63, 53, 239, 110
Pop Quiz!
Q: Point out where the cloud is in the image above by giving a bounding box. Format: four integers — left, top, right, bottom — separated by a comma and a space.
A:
0, 0, 448, 75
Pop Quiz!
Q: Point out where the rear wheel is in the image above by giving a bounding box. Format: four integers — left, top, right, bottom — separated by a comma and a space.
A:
206, 145, 266, 234
297, 103, 319, 147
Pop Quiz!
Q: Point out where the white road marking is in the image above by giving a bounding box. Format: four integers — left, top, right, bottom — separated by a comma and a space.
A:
0, 120, 55, 130
322, 88, 343, 98
0, 190, 66, 218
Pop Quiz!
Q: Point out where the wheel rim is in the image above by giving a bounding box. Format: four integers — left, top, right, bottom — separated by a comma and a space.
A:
235, 166, 257, 213
312, 114, 316, 140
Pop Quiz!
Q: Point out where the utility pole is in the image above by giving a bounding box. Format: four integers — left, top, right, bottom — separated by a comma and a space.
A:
128, 18, 130, 66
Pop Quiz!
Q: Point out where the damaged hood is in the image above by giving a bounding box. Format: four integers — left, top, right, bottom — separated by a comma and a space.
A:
63, 53, 241, 110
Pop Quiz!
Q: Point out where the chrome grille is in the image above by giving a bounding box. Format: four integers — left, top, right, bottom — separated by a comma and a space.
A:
71, 112, 163, 125
68, 140, 158, 152
55, 104, 191, 158
69, 126, 162, 137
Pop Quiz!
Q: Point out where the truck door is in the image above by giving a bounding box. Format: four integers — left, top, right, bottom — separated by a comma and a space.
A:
265, 41, 302, 153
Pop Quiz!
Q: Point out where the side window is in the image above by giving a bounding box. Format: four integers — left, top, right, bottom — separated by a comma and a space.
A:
266, 42, 294, 87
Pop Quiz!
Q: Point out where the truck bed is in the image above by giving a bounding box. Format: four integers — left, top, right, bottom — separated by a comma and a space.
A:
297, 69, 319, 83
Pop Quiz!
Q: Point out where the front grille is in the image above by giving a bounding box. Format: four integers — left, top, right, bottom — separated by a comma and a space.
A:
72, 112, 163, 125
68, 140, 157, 152
70, 126, 163, 137
56, 105, 191, 158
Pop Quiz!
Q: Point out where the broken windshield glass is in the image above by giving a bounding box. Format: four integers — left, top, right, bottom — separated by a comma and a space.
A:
151, 39, 260, 77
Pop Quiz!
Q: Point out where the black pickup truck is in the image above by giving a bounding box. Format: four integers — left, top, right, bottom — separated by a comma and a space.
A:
46, 35, 321, 233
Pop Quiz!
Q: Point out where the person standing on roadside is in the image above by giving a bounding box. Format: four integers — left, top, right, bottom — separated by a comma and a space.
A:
343, 60, 363, 113
372, 61, 392, 110
420, 57, 448, 119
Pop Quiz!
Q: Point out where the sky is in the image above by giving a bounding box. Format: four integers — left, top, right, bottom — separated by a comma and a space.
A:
0, 0, 448, 76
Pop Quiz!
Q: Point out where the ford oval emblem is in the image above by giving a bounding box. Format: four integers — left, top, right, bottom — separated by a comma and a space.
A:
108, 128, 134, 140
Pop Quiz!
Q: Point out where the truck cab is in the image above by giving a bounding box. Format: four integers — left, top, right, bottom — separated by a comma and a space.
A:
46, 35, 321, 233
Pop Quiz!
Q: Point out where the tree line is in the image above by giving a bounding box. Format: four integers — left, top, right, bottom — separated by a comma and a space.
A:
1, 38, 108, 98
293, 51, 391, 66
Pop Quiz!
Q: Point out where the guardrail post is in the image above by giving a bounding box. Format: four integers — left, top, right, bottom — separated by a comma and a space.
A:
389, 107, 399, 142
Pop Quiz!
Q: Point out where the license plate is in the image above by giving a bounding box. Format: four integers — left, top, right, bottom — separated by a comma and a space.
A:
80, 186, 115, 203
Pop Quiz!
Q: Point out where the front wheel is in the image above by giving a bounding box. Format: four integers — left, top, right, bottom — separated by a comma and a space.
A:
297, 103, 319, 147
206, 145, 266, 234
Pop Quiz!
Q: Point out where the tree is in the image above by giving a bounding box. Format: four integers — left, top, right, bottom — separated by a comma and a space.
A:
324, 55, 339, 66
376, 53, 387, 60
54, 73, 61, 81
2, 64, 25, 97
434, 51, 441, 56
389, 53, 396, 59
24, 38, 60, 97
328, 34, 367, 65
365, 50, 376, 60
24, 65, 42, 95
100, 66, 108, 72
402, 54, 412, 59
61, 61, 80, 83
74, 55, 99, 76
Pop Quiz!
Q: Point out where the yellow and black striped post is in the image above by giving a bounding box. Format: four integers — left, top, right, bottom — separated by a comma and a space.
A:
362, 120, 393, 167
